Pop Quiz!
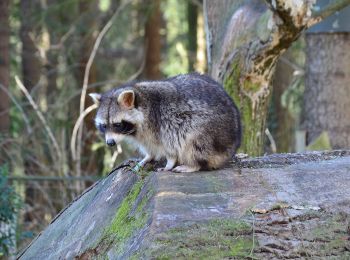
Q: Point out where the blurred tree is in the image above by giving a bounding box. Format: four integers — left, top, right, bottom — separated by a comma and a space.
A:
302, 2, 350, 149
45, 0, 61, 97
187, 1, 198, 72
72, 0, 100, 182
144, 0, 162, 79
268, 57, 296, 153
20, 0, 45, 227
268, 39, 305, 153
303, 34, 350, 148
20, 0, 41, 93
204, 0, 350, 156
0, 0, 10, 135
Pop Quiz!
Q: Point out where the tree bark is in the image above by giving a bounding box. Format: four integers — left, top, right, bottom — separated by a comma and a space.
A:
303, 33, 350, 149
0, 0, 10, 134
143, 0, 161, 80
204, 0, 350, 156
20, 0, 41, 93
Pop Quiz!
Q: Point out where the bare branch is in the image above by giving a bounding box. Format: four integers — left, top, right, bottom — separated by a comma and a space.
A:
308, 0, 350, 28
15, 76, 62, 162
0, 83, 32, 134
265, 0, 316, 29
71, 104, 98, 162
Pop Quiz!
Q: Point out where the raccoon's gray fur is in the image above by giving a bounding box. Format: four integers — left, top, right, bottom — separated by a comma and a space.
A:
90, 73, 241, 173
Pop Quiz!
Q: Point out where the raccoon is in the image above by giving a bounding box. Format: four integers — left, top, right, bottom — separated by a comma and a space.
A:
89, 73, 241, 173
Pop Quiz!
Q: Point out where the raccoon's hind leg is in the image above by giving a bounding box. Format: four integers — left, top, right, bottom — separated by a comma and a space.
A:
157, 157, 177, 172
172, 165, 200, 173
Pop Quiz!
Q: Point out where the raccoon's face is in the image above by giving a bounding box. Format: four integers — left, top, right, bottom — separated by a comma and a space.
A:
89, 89, 144, 147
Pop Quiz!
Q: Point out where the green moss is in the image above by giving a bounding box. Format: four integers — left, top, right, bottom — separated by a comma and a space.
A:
269, 202, 289, 211
242, 80, 260, 93
106, 180, 145, 238
306, 131, 332, 151
223, 58, 264, 156
296, 213, 350, 258
94, 173, 152, 256
140, 219, 257, 259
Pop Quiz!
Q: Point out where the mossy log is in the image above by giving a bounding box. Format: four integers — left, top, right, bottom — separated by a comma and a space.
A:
18, 150, 350, 259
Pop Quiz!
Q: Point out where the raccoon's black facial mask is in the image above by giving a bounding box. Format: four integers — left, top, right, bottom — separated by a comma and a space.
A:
96, 120, 135, 135
112, 120, 136, 135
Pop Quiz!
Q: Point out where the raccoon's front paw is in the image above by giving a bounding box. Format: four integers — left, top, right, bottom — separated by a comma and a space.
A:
172, 165, 200, 173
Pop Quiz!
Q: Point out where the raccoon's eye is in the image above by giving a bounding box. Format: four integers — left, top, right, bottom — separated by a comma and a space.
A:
98, 124, 107, 133
112, 122, 123, 132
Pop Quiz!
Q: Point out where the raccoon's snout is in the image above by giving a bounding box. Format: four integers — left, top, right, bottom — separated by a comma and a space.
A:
106, 139, 116, 147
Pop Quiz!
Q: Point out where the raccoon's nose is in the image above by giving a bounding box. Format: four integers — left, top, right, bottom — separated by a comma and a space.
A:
106, 139, 116, 147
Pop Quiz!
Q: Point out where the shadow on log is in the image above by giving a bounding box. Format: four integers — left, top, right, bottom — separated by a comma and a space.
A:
19, 151, 350, 259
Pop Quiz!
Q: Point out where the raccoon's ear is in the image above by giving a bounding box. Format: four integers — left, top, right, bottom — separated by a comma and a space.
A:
118, 90, 135, 109
89, 93, 102, 106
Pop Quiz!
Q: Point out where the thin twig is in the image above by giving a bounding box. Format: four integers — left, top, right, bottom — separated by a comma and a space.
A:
0, 83, 32, 134
265, 128, 277, 153
249, 211, 256, 258
15, 76, 62, 160
75, 0, 131, 176
71, 104, 98, 161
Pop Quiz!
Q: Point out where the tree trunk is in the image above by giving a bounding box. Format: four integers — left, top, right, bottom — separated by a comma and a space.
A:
303, 33, 350, 148
268, 45, 303, 153
0, 1, 16, 257
204, 0, 350, 156
187, 1, 198, 72
0, 0, 10, 134
143, 0, 161, 80
268, 61, 294, 153
45, 0, 61, 101
20, 0, 41, 93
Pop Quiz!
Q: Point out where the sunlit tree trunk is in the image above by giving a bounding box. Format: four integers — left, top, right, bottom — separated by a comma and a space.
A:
303, 33, 350, 148
144, 0, 161, 79
0, 0, 10, 135
204, 0, 350, 156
